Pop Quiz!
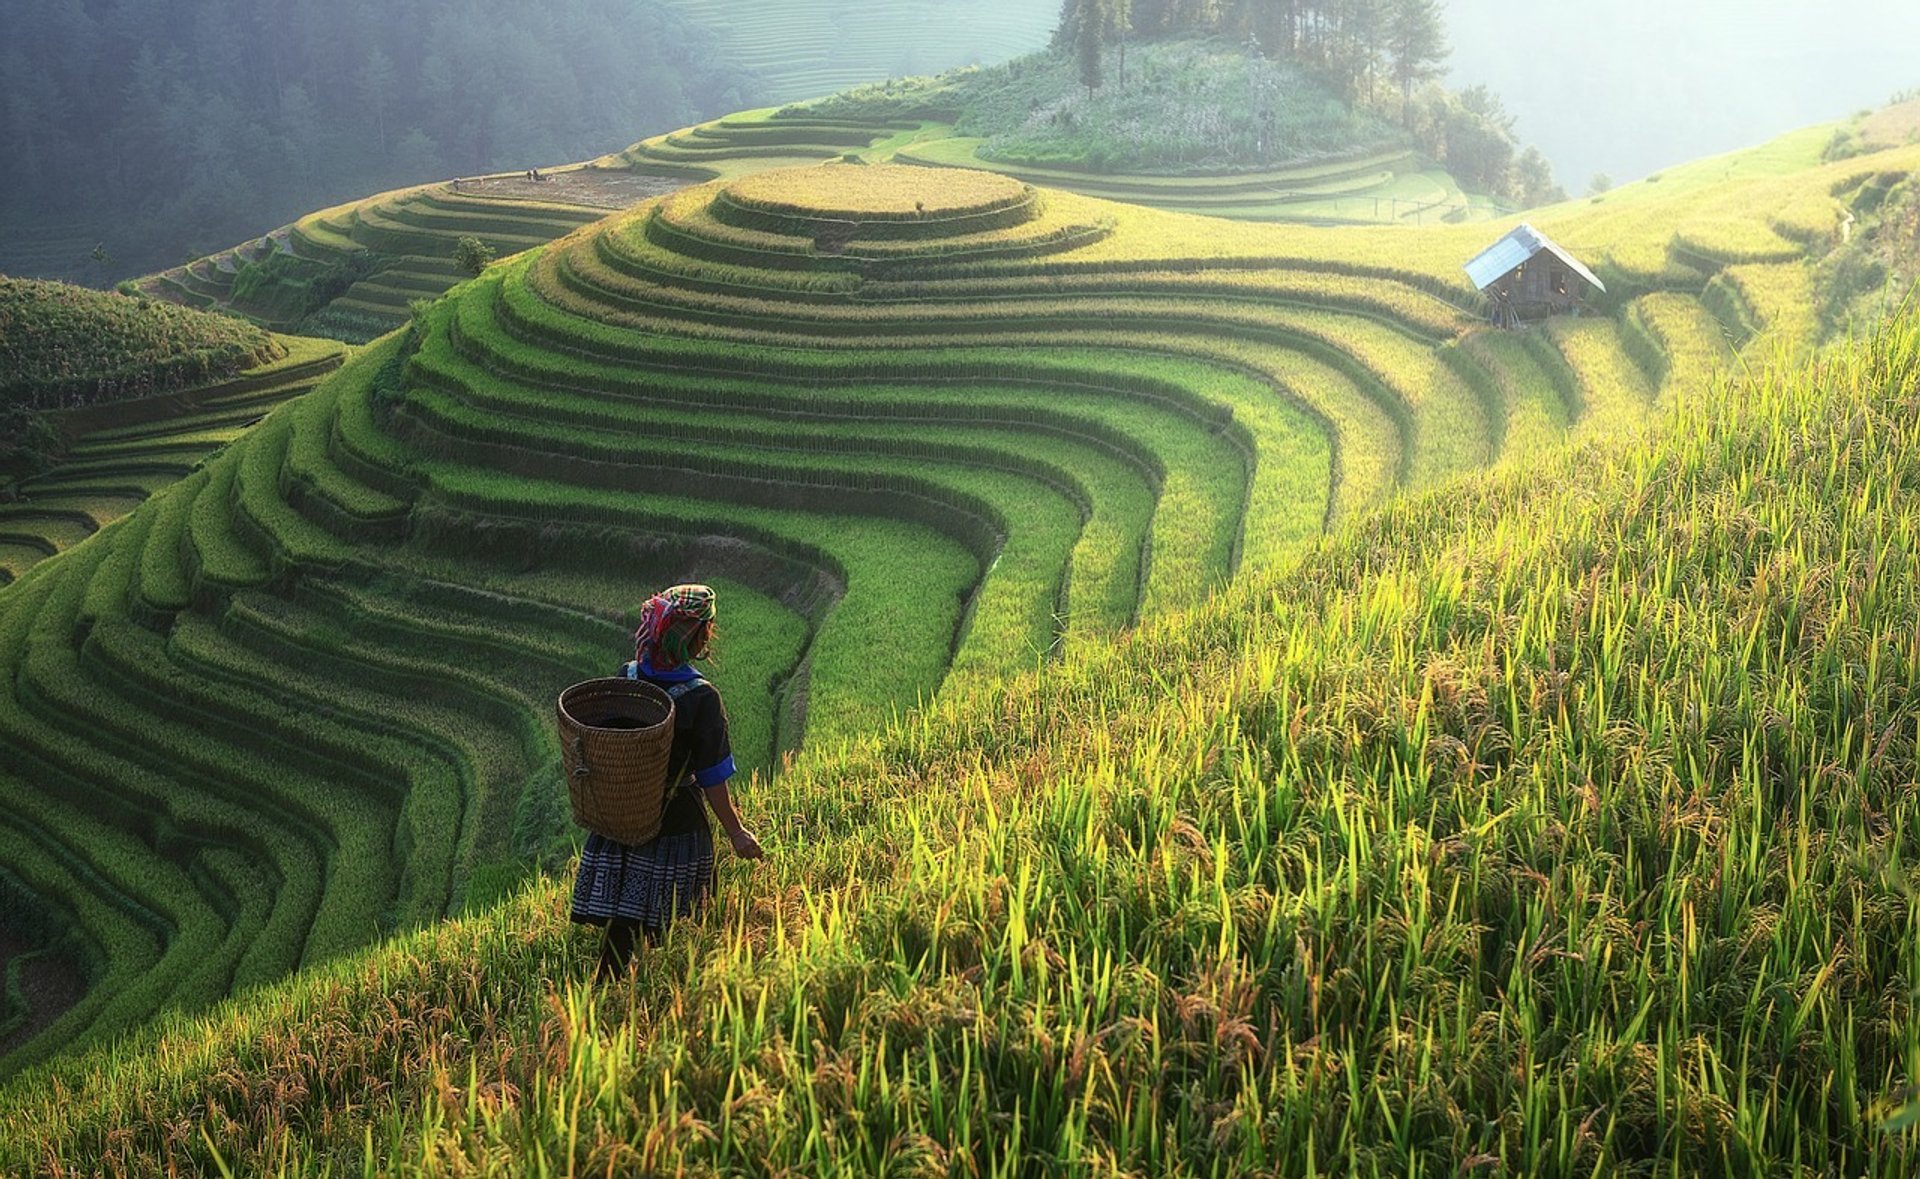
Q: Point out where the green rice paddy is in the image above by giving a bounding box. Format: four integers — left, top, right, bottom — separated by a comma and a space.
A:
2, 101, 1917, 1175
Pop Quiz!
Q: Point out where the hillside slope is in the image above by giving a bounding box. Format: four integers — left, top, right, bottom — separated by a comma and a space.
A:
4, 124, 1914, 1089
131, 174, 672, 344
1, 277, 291, 504
134, 41, 1506, 342
133, 38, 1514, 344
0, 0, 743, 285
1, 336, 349, 586
5, 299, 1917, 1177
0, 278, 277, 413
617, 92, 1481, 228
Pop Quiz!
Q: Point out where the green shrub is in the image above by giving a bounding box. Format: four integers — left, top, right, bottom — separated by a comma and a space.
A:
966, 44, 1406, 175
453, 235, 497, 277
0, 279, 274, 411
0, 404, 60, 481
229, 251, 310, 321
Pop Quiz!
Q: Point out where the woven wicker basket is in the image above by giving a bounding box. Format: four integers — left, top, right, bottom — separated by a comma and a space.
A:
557, 678, 677, 844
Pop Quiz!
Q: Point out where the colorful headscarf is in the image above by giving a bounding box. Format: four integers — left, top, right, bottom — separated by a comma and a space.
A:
634, 584, 717, 670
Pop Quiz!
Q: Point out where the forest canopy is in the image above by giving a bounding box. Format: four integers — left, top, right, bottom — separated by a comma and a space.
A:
1054, 0, 1563, 203
0, 0, 748, 282
1059, 0, 1452, 112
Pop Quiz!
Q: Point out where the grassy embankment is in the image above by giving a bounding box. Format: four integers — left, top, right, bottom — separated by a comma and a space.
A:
0, 125, 1911, 1107
0, 279, 342, 582
134, 185, 620, 344
4, 275, 1918, 1179
0, 276, 276, 410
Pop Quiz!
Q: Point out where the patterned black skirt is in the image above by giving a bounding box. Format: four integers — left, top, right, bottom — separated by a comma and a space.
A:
570, 823, 717, 933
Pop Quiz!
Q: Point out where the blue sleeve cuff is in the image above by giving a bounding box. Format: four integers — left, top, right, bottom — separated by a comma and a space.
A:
694, 755, 736, 788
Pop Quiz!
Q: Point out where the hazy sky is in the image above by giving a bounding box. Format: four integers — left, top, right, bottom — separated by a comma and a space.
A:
1445, 0, 1920, 190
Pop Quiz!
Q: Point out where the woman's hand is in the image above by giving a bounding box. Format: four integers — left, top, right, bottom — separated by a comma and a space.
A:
728, 826, 764, 860
704, 785, 763, 859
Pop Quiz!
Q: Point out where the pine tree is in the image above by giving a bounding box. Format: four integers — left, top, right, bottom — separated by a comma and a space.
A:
356, 47, 398, 156
1514, 147, 1564, 208
1053, 0, 1080, 48
1388, 0, 1448, 128
1128, 0, 1174, 37
1109, 0, 1133, 88
1348, 0, 1389, 106
1077, 0, 1106, 98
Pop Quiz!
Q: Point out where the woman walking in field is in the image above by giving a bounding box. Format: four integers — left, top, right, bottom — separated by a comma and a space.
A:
571, 584, 763, 979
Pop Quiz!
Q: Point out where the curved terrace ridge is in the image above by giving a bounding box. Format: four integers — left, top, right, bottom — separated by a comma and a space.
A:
3, 133, 1890, 1079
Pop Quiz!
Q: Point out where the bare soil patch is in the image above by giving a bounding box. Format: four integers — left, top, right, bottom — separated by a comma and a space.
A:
0, 925, 86, 1059
456, 170, 686, 210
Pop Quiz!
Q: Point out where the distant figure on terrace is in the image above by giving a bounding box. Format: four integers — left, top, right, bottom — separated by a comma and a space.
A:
571, 584, 764, 979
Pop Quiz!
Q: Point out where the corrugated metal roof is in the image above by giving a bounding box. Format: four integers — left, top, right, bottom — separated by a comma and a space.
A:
1464, 225, 1541, 290
1464, 222, 1606, 294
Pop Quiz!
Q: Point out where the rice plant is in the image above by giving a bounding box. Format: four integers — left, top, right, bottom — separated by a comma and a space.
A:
6, 302, 1917, 1178
4, 116, 1915, 1174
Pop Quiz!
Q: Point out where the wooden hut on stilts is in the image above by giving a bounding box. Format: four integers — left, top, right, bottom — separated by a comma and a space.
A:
1465, 223, 1606, 327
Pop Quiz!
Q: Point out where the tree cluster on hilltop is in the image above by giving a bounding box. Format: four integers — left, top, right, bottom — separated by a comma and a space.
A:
0, 276, 275, 485
1055, 0, 1564, 205
0, 0, 750, 282
1061, 0, 1449, 114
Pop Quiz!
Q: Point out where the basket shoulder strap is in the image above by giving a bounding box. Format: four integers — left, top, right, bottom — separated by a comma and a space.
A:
664, 677, 706, 701
661, 677, 705, 789
625, 666, 704, 699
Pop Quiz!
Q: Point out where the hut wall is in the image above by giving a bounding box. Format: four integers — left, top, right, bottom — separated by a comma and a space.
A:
1496, 256, 1594, 317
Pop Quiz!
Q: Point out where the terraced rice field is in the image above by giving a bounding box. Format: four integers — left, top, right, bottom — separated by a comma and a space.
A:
663, 0, 1053, 104
137, 104, 1487, 341
611, 108, 929, 178
137, 176, 664, 340
1, 130, 1907, 1082
894, 136, 1483, 224
0, 338, 348, 587
1861, 96, 1920, 148
616, 109, 1487, 226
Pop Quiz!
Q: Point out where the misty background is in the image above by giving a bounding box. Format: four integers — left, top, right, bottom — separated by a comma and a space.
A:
2, 0, 1916, 285
1447, 0, 1920, 190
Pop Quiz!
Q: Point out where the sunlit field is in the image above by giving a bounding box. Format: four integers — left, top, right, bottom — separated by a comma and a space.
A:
6, 284, 1919, 1177
3, 8, 1920, 1169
